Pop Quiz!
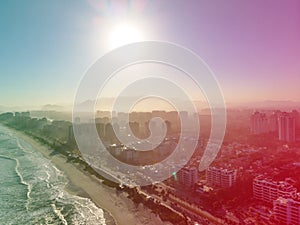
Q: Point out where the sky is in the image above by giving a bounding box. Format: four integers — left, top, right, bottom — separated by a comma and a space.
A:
0, 0, 300, 107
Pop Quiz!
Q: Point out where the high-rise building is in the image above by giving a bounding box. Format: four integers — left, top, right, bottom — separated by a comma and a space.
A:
206, 167, 237, 188
253, 176, 297, 204
250, 112, 269, 135
96, 111, 111, 119
269, 112, 279, 132
177, 167, 198, 187
166, 111, 180, 133
179, 111, 189, 132
105, 123, 117, 143
273, 194, 300, 225
291, 110, 300, 139
152, 110, 167, 120
117, 112, 129, 127
278, 112, 296, 142
15, 111, 30, 117
128, 121, 140, 137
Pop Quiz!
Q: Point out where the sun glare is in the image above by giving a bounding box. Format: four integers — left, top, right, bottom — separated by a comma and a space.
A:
108, 23, 144, 49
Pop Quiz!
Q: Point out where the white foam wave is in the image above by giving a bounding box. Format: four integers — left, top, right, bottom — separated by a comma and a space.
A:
16, 138, 27, 152
0, 128, 107, 225
0, 154, 32, 211
52, 165, 65, 178
45, 170, 51, 188
51, 203, 68, 225
14, 157, 32, 210
71, 196, 106, 224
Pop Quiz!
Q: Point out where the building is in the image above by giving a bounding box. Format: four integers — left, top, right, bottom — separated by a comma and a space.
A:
15, 111, 30, 117
253, 176, 297, 204
128, 121, 140, 137
278, 112, 296, 142
273, 194, 300, 225
108, 144, 139, 163
206, 167, 237, 188
293, 110, 300, 137
152, 110, 167, 120
269, 112, 279, 132
250, 112, 269, 135
179, 111, 190, 132
177, 167, 198, 187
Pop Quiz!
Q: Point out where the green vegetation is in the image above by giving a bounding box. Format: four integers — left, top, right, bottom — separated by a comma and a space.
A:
0, 112, 187, 225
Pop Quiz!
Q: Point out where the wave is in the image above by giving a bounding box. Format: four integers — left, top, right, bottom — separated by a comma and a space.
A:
45, 170, 51, 188
0, 154, 32, 210
73, 197, 102, 219
0, 126, 108, 225
15, 157, 32, 199
51, 203, 68, 225
53, 164, 65, 178
15, 137, 33, 154
56, 194, 106, 224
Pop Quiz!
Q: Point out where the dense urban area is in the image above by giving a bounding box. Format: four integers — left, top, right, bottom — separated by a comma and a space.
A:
1, 108, 300, 225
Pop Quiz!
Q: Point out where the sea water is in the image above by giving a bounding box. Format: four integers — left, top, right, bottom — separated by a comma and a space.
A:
0, 125, 107, 225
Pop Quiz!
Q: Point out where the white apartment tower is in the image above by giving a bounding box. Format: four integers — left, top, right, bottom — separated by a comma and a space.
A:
274, 195, 300, 225
253, 176, 297, 204
177, 167, 198, 187
278, 112, 296, 142
206, 167, 237, 188
250, 112, 269, 135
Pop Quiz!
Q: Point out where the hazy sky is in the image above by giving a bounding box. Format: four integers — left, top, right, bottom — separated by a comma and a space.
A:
1, 0, 299, 107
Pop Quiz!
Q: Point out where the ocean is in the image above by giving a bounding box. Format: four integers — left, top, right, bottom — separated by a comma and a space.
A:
0, 125, 108, 225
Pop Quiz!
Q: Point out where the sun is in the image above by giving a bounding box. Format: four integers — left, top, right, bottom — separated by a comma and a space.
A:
108, 22, 144, 49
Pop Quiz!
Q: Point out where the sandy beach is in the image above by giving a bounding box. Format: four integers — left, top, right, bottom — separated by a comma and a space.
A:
11, 128, 171, 225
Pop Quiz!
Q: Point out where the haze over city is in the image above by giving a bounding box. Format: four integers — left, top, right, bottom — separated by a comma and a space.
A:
1, 1, 300, 225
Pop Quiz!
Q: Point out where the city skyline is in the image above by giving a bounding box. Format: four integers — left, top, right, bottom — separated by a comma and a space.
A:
1, 1, 300, 225
0, 0, 300, 107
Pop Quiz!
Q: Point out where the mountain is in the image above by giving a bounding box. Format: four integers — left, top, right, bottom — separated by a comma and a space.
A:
41, 104, 67, 111
229, 100, 300, 110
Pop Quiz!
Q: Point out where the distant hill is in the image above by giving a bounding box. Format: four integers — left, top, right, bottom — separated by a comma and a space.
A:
1, 99, 300, 115
41, 104, 67, 111
229, 100, 300, 110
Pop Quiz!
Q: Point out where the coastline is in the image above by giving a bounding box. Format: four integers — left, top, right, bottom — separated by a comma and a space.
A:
8, 127, 170, 225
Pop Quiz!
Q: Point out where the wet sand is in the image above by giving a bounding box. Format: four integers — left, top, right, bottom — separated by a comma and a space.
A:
11, 128, 171, 225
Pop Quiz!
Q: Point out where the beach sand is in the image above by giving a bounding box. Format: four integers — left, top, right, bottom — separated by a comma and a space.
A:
12, 129, 171, 225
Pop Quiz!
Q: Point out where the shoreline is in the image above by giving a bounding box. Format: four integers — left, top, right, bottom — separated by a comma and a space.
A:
7, 126, 170, 225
